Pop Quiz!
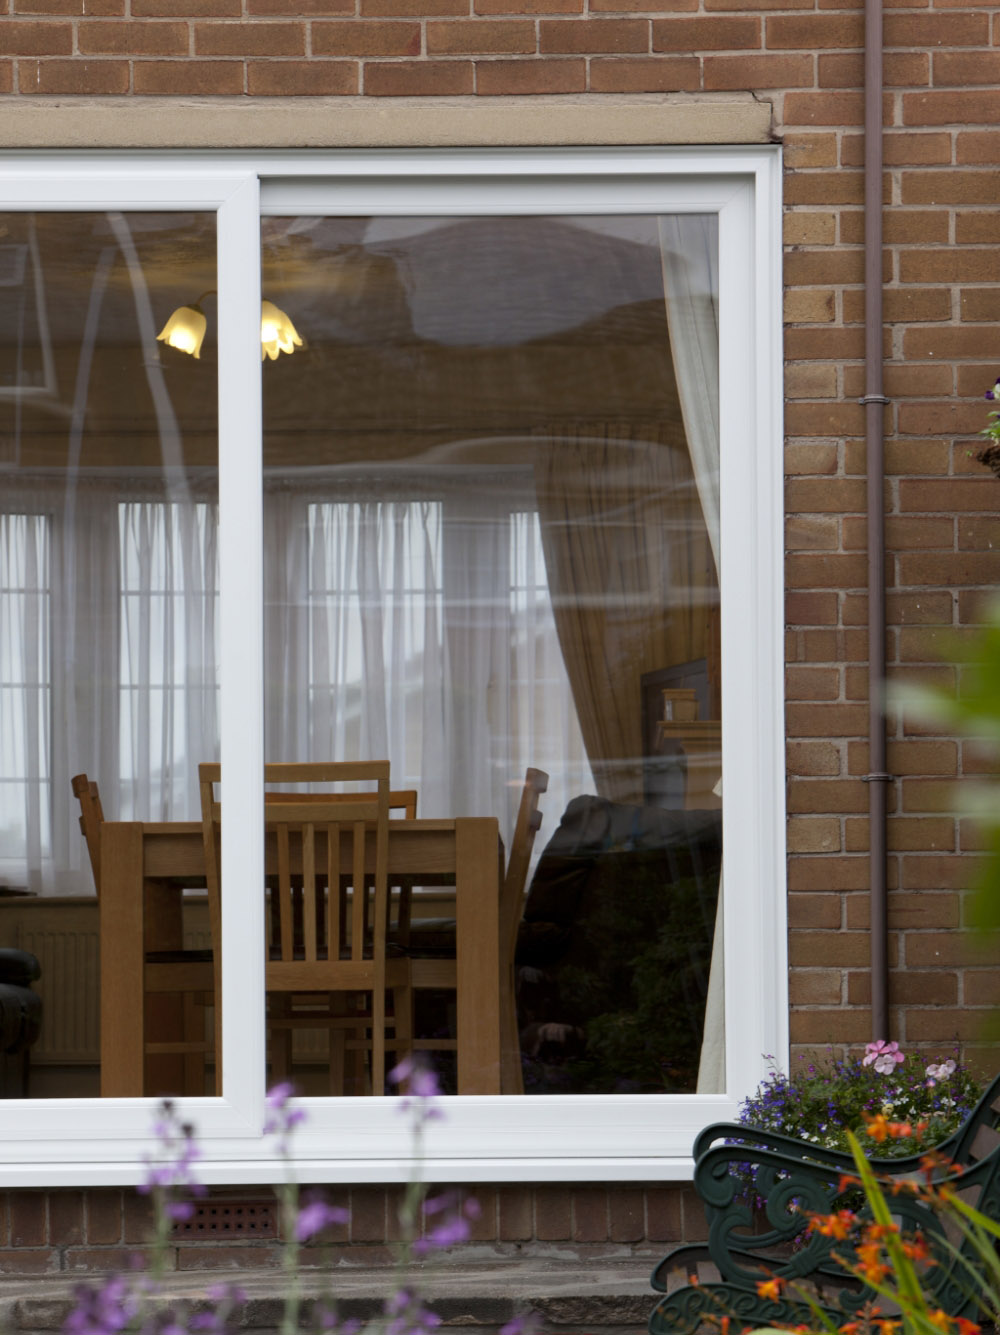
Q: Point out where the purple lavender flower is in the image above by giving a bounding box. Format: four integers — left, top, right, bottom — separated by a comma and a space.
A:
263, 1081, 307, 1151
390, 1056, 444, 1126
64, 1276, 140, 1335
294, 1198, 350, 1243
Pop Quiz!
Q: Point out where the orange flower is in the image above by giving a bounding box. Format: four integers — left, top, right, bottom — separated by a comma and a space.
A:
756, 1277, 784, 1302
927, 1310, 951, 1331
856, 1241, 889, 1285
865, 1114, 890, 1143
901, 1232, 934, 1264
811, 1209, 855, 1239
874, 1320, 900, 1335
954, 1318, 981, 1335
888, 1120, 913, 1139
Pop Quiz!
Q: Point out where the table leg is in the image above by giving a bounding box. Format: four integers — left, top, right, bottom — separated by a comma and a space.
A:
455, 819, 502, 1095
100, 822, 146, 1097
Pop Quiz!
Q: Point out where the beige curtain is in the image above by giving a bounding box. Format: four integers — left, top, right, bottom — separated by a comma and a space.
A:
533, 421, 714, 806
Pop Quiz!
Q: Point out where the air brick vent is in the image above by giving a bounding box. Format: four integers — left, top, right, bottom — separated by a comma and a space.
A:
173, 1200, 277, 1239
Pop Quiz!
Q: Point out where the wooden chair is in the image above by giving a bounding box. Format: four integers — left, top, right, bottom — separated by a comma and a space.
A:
404, 767, 548, 1095
199, 761, 414, 1095
72, 774, 217, 1096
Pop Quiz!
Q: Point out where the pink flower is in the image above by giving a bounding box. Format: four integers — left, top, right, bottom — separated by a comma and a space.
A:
863, 1040, 904, 1075
926, 1059, 956, 1086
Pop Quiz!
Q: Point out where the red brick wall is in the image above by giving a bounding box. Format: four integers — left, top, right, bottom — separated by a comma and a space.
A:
0, 1183, 700, 1273
1, 0, 999, 1205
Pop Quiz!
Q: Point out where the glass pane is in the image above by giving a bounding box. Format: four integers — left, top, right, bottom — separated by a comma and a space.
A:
0, 212, 219, 1098
261, 214, 722, 1096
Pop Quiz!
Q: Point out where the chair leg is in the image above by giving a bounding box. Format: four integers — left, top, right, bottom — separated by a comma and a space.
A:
269, 995, 293, 1085
390, 983, 414, 1079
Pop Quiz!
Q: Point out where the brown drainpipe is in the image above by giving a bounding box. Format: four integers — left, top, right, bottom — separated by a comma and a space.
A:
862, 0, 891, 1041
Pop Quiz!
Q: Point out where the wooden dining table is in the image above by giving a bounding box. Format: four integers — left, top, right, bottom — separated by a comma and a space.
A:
99, 816, 504, 1098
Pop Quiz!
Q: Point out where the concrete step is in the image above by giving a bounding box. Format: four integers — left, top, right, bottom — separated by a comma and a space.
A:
0, 1258, 656, 1335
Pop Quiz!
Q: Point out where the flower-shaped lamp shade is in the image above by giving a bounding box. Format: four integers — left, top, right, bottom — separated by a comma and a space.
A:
156, 304, 208, 359
260, 299, 303, 362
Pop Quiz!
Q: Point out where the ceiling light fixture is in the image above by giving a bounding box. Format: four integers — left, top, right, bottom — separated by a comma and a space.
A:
157, 290, 302, 362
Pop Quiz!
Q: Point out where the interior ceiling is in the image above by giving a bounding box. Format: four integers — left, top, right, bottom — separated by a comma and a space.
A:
1, 211, 696, 470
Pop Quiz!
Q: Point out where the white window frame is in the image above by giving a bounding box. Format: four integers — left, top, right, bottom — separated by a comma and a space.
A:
0, 146, 785, 1187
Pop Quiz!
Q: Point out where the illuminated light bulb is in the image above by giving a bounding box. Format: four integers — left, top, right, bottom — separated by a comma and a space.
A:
260, 299, 303, 362
156, 304, 208, 359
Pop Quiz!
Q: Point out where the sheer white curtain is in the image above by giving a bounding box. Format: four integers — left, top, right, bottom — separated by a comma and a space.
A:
659, 214, 725, 1095
0, 483, 219, 895
264, 480, 591, 847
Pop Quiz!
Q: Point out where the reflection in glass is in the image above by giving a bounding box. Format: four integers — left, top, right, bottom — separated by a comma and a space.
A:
0, 212, 218, 1098
261, 214, 722, 1096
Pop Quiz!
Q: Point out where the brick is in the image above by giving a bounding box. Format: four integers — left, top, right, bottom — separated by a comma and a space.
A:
249, 59, 358, 91
540, 17, 646, 50
248, 0, 351, 10
905, 928, 995, 964
784, 90, 865, 126
588, 55, 699, 90
133, 0, 240, 12
850, 739, 958, 776
963, 973, 1000, 1006
312, 21, 420, 55
14, 0, 122, 9
0, 20, 73, 53
843, 212, 949, 246
704, 53, 812, 89
957, 364, 1000, 395
905, 327, 1000, 360
959, 516, 1000, 550
784, 289, 836, 323
10, 1192, 46, 1248
788, 856, 874, 890
785, 133, 838, 168
0, 1250, 56, 1274
430, 18, 535, 51
195, 21, 305, 55
789, 930, 876, 967
787, 702, 869, 737
899, 478, 1000, 513
880, 362, 954, 396
822, 51, 928, 87
842, 131, 951, 166
365, 59, 472, 92
791, 1010, 874, 1044
133, 58, 244, 93
787, 892, 842, 927
850, 969, 958, 1006
787, 554, 868, 590
498, 1187, 532, 1241
961, 291, 1000, 323
904, 90, 1000, 126
904, 1009, 985, 1040
786, 478, 867, 513
844, 514, 953, 550
786, 665, 840, 697
786, 401, 867, 438
475, 56, 584, 91
787, 816, 841, 852
787, 742, 842, 776
652, 15, 760, 49
85, 1190, 122, 1245
786, 245, 869, 282
348, 1188, 386, 1242
362, 0, 465, 15
957, 132, 1000, 165
790, 970, 843, 1005
785, 364, 838, 400
933, 50, 1000, 85
901, 778, 961, 813
177, 1245, 282, 1270
786, 591, 839, 626
768, 12, 862, 45
477, 0, 580, 10
609, 1189, 644, 1243
786, 515, 839, 552
646, 1186, 683, 1243
784, 443, 839, 476
122, 1191, 156, 1244
786, 326, 865, 359
592, 0, 692, 11
903, 170, 1000, 207
784, 213, 837, 247
849, 889, 960, 927
535, 1188, 572, 1240
572, 1187, 608, 1242
851, 818, 957, 853
49, 1193, 84, 1247
961, 739, 999, 774
19, 58, 129, 91
788, 779, 868, 814
885, 11, 987, 43
78, 20, 189, 53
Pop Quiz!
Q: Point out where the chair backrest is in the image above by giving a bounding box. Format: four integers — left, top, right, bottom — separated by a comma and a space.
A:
199, 761, 394, 966
71, 773, 105, 895
501, 768, 549, 964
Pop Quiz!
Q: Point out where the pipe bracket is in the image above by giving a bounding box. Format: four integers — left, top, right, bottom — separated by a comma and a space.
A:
862, 772, 893, 783
858, 395, 890, 405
